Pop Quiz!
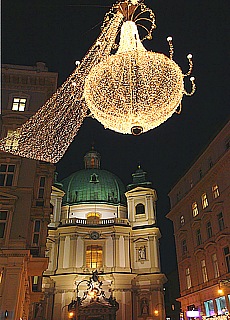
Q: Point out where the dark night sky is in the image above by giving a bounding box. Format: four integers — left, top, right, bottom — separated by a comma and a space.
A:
2, 0, 230, 273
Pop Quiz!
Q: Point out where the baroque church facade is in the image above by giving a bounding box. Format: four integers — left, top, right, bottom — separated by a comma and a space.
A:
43, 148, 166, 320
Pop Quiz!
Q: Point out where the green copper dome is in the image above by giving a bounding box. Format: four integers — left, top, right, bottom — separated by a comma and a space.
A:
61, 149, 126, 205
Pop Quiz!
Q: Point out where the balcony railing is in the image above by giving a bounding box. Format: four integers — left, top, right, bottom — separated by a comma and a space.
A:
60, 217, 130, 226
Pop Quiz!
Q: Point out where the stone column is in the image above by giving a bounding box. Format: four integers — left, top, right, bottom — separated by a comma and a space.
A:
58, 236, 65, 270
149, 235, 160, 271
69, 235, 77, 268
112, 234, 120, 270
124, 235, 130, 270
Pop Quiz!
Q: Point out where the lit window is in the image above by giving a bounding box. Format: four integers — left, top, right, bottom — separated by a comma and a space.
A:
180, 215, 185, 226
185, 268, 192, 289
215, 296, 227, 315
32, 220, 41, 246
206, 221, 212, 238
0, 164, 16, 186
223, 247, 230, 273
204, 300, 215, 317
201, 259, 208, 282
192, 202, 199, 217
136, 203, 145, 215
201, 193, 209, 209
196, 229, 202, 246
0, 268, 4, 284
86, 245, 102, 269
0, 211, 8, 238
212, 185, 220, 199
32, 275, 41, 292
5, 130, 19, 151
12, 97, 26, 111
211, 253, 220, 278
217, 212, 225, 231
182, 239, 187, 255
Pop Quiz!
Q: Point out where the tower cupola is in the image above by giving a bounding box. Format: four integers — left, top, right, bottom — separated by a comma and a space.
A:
84, 146, 101, 169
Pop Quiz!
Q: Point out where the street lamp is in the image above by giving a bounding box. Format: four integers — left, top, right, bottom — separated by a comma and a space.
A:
154, 303, 165, 318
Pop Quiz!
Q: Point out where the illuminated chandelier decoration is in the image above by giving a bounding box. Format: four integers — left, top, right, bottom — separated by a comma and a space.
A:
84, 1, 196, 135
0, 0, 196, 163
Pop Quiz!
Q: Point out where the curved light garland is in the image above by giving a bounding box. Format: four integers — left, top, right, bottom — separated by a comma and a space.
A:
0, 12, 124, 163
0, 0, 196, 162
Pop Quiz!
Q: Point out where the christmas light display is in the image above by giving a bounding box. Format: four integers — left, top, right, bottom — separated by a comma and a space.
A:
0, 0, 196, 162
0, 12, 124, 163
84, 4, 195, 135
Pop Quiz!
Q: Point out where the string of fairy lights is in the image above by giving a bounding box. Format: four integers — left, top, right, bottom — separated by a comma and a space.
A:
0, 0, 196, 163
0, 12, 124, 163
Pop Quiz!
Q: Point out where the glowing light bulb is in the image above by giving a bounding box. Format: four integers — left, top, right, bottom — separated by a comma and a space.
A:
167, 36, 173, 41
190, 76, 195, 81
187, 54, 192, 59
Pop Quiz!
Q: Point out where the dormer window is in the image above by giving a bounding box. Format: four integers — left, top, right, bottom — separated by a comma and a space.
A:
12, 97, 27, 111
136, 203, 145, 215
90, 173, 99, 183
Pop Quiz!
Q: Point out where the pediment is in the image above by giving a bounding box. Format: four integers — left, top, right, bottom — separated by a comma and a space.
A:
0, 191, 18, 200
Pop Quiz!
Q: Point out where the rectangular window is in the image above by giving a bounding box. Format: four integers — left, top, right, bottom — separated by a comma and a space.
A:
204, 300, 215, 317
180, 215, 185, 226
192, 202, 199, 217
5, 130, 19, 151
32, 220, 41, 246
211, 253, 220, 278
215, 296, 227, 315
206, 221, 212, 238
86, 245, 102, 269
217, 212, 225, 231
185, 268, 192, 289
201, 259, 208, 282
196, 229, 202, 246
182, 239, 187, 255
38, 177, 46, 199
212, 184, 220, 199
0, 211, 8, 238
12, 97, 26, 111
0, 164, 15, 186
201, 193, 209, 209
32, 276, 41, 292
224, 247, 230, 273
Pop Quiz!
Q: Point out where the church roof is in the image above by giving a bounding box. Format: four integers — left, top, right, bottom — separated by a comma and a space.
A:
61, 149, 126, 206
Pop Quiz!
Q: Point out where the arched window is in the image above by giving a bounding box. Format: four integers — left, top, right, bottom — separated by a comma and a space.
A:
86, 245, 102, 269
136, 203, 145, 215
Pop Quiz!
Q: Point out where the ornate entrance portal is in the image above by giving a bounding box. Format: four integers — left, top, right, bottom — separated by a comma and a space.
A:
68, 271, 119, 320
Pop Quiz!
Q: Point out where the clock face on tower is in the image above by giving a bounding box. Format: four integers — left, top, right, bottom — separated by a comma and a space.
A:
90, 231, 100, 240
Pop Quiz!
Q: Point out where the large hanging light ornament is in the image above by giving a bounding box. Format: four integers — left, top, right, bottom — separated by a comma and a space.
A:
0, 0, 196, 163
84, 0, 196, 135
0, 11, 124, 163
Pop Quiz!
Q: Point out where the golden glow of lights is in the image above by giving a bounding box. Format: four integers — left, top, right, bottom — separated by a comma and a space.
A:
154, 309, 159, 316
0, 12, 124, 163
0, 0, 196, 162
68, 311, 74, 318
84, 20, 195, 134
218, 288, 224, 295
